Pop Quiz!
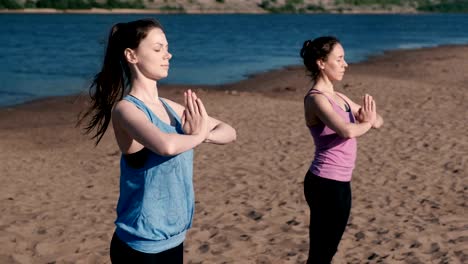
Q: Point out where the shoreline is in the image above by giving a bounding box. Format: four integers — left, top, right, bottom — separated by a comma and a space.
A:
1, 43, 467, 111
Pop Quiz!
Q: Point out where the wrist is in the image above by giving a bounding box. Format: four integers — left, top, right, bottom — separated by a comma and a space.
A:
361, 121, 372, 128
205, 130, 213, 140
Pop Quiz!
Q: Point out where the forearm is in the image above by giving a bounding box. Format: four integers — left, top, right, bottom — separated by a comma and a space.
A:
147, 133, 205, 156
341, 122, 373, 138
204, 123, 237, 144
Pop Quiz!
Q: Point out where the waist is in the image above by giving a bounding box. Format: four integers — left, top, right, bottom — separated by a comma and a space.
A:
116, 151, 195, 253
311, 141, 357, 182
309, 164, 353, 182
115, 227, 187, 254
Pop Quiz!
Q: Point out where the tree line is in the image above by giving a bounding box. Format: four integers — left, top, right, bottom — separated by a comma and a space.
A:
0, 0, 144, 9
1, 0, 467, 12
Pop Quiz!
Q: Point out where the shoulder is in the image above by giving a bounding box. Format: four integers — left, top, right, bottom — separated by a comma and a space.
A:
112, 99, 143, 121
305, 92, 330, 109
113, 99, 133, 115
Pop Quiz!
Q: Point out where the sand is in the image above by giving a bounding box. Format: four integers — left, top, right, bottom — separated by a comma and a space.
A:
0, 45, 467, 264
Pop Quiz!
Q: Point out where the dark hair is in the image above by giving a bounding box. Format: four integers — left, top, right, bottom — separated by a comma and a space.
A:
78, 18, 163, 145
300, 36, 340, 82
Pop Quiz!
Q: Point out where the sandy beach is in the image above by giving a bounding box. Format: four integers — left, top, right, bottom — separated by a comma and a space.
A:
0, 45, 467, 263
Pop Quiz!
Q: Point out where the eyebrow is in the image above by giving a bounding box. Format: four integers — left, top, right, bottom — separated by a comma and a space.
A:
154, 42, 168, 46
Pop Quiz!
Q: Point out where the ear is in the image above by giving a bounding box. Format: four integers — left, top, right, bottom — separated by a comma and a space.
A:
316, 59, 325, 70
124, 48, 138, 64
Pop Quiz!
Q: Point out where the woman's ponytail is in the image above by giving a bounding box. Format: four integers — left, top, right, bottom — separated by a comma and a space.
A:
78, 19, 163, 145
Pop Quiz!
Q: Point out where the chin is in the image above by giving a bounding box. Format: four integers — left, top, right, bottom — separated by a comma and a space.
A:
157, 72, 169, 79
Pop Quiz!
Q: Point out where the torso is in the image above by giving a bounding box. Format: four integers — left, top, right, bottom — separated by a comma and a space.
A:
305, 89, 351, 126
112, 96, 181, 155
138, 98, 178, 126
305, 88, 357, 182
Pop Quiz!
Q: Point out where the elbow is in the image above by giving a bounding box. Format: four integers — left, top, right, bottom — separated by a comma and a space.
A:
339, 128, 357, 139
230, 129, 237, 143
375, 119, 384, 129
157, 142, 177, 156
222, 125, 237, 143
217, 127, 237, 144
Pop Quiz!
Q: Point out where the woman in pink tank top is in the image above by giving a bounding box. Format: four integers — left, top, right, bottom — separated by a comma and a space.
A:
300, 36, 383, 263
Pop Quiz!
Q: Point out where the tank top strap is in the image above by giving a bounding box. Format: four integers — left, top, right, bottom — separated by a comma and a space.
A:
304, 88, 336, 106
159, 98, 181, 124
335, 92, 352, 112
123, 95, 155, 123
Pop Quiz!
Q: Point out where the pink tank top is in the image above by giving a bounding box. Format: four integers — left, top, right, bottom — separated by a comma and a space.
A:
305, 89, 357, 182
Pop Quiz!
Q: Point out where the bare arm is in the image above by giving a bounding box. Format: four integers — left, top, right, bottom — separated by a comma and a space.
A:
165, 90, 236, 144
337, 92, 384, 129
203, 116, 236, 144
305, 94, 374, 139
112, 100, 208, 156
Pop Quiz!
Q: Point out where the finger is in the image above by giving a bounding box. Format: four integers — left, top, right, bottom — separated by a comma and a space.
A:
187, 90, 195, 115
371, 99, 376, 112
363, 95, 367, 111
191, 92, 200, 115
196, 97, 208, 117
362, 94, 367, 111
184, 92, 192, 119
365, 94, 371, 111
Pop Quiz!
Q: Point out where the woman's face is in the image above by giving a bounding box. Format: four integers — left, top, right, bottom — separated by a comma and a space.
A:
132, 27, 172, 80
321, 43, 348, 82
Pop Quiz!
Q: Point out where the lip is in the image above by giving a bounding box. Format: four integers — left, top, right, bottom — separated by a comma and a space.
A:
161, 65, 170, 68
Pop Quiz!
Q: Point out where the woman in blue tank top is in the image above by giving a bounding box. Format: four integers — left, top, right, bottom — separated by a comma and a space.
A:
78, 19, 236, 263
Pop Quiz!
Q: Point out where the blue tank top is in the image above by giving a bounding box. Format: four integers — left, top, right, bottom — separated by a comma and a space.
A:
114, 95, 194, 254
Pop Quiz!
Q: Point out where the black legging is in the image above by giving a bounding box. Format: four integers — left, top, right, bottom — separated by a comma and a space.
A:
110, 232, 183, 264
304, 170, 352, 264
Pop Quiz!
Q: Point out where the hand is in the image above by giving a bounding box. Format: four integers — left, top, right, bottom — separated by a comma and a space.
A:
356, 94, 376, 125
181, 90, 210, 138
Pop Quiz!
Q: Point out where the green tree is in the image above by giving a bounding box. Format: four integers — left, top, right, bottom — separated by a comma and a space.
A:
418, 0, 468, 12
0, 0, 22, 9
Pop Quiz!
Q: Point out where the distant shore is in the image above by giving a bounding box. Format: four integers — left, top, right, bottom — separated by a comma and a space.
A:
0, 7, 424, 15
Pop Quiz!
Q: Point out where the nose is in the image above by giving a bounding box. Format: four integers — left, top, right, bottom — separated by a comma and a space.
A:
165, 51, 172, 60
344, 60, 348, 68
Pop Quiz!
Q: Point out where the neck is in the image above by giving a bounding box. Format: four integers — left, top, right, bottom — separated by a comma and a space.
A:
130, 78, 159, 103
313, 75, 334, 94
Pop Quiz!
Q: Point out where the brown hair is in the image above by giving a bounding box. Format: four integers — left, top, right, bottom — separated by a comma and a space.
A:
300, 36, 340, 82
78, 18, 163, 145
